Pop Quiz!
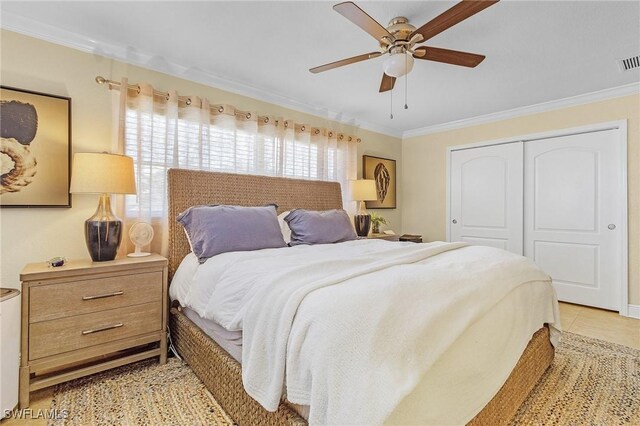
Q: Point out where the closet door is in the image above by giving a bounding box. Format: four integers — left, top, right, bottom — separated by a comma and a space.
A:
524, 130, 622, 310
450, 142, 523, 254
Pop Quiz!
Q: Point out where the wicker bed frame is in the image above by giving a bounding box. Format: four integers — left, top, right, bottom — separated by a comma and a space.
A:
167, 168, 554, 425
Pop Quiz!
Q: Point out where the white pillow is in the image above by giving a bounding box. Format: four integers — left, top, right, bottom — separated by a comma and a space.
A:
278, 210, 291, 244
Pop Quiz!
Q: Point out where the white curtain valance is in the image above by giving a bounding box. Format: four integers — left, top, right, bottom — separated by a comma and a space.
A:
111, 78, 358, 256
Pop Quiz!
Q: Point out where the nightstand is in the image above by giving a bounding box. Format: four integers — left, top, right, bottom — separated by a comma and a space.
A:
367, 233, 401, 241
19, 254, 168, 408
368, 233, 423, 243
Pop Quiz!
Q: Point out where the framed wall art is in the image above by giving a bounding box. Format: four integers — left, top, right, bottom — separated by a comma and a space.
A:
363, 155, 396, 209
0, 86, 71, 207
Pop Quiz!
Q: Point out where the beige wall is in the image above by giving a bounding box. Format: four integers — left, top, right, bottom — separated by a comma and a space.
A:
402, 94, 640, 305
0, 30, 402, 289
3, 28, 636, 306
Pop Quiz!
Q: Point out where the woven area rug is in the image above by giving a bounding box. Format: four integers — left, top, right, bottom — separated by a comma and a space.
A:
48, 332, 639, 425
48, 358, 233, 426
510, 332, 640, 425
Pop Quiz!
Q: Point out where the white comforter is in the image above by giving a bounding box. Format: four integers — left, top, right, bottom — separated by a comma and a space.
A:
171, 239, 559, 425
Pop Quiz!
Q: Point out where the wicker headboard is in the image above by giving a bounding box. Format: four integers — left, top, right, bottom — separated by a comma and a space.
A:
167, 169, 344, 280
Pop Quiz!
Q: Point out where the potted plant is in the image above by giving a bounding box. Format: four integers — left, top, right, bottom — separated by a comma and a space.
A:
370, 212, 387, 234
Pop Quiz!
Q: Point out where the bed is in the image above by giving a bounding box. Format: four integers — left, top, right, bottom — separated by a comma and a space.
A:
167, 168, 558, 425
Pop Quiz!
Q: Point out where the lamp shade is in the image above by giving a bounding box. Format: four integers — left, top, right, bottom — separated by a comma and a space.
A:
70, 152, 136, 194
349, 179, 377, 201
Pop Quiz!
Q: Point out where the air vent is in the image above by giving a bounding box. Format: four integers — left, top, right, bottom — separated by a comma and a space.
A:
618, 55, 640, 71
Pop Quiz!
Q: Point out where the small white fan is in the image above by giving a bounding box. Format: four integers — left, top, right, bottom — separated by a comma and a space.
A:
127, 222, 154, 257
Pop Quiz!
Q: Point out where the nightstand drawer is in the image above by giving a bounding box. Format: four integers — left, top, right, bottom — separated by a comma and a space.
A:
29, 302, 162, 360
29, 271, 162, 323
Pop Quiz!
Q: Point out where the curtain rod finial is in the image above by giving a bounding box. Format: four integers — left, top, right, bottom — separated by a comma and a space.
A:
95, 76, 107, 85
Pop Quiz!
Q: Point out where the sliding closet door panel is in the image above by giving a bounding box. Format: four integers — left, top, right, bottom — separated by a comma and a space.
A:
524, 130, 622, 310
450, 142, 523, 254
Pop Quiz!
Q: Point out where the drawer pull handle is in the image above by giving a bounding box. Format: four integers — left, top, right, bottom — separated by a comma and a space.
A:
81, 323, 123, 335
82, 291, 124, 301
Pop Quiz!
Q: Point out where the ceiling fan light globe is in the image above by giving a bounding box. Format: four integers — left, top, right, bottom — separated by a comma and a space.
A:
383, 52, 414, 78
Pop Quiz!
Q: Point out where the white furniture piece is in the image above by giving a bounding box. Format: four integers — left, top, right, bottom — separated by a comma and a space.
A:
449, 126, 625, 311
1, 288, 21, 416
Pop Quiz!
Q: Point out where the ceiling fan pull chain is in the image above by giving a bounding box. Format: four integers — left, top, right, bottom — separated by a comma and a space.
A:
390, 87, 394, 119
404, 53, 409, 110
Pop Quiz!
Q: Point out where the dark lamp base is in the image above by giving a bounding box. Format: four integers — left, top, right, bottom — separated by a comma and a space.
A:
354, 214, 371, 237
85, 219, 122, 261
84, 194, 123, 262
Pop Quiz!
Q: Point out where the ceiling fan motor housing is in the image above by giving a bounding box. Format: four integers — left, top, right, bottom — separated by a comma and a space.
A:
384, 17, 416, 42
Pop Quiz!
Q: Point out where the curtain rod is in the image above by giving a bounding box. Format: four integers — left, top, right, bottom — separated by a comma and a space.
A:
95, 76, 362, 143
95, 76, 254, 116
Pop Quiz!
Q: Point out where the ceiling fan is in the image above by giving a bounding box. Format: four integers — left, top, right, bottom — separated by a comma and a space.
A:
310, 1, 499, 93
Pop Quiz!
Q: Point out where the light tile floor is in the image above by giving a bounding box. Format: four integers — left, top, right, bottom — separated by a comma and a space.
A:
558, 302, 640, 349
3, 302, 639, 425
2, 388, 53, 426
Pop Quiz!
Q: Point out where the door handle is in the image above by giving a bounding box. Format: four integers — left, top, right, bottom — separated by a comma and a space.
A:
608, 224, 616, 230
452, 219, 458, 224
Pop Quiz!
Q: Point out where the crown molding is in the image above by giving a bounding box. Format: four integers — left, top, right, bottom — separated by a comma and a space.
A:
4, 11, 637, 142
402, 82, 640, 139
0, 11, 403, 139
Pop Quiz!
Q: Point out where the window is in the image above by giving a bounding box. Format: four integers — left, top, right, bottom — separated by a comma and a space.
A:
123, 107, 352, 218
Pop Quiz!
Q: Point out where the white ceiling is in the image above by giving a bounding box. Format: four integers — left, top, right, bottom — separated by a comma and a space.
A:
2, 1, 639, 137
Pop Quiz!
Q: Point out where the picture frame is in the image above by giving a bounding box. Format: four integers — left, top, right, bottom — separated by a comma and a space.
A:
363, 155, 396, 209
1, 86, 72, 208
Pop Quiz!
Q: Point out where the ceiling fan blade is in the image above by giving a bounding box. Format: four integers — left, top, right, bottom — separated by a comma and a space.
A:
411, 0, 499, 43
310, 51, 382, 74
414, 46, 485, 68
333, 2, 393, 42
379, 73, 396, 93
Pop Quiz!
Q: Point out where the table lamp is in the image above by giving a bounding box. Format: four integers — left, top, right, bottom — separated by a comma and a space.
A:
70, 152, 136, 261
349, 179, 378, 237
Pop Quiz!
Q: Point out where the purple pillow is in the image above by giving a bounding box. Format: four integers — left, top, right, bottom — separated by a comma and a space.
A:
284, 209, 356, 246
177, 204, 287, 262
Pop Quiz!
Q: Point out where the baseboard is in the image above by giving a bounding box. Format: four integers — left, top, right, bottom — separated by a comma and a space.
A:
627, 304, 640, 319
626, 305, 640, 319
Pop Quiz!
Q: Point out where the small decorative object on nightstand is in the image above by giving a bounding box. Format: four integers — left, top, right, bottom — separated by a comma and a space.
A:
349, 179, 377, 237
399, 234, 423, 243
128, 222, 154, 257
19, 254, 168, 408
370, 212, 387, 234
70, 152, 136, 262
